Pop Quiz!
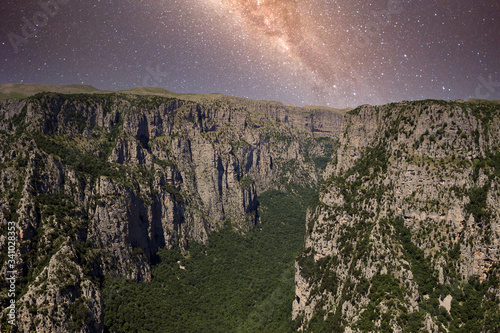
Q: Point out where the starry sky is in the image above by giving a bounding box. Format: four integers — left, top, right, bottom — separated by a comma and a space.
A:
0, 0, 499, 108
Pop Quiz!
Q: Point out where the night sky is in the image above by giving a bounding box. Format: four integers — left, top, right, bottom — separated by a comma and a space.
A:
1, 0, 499, 108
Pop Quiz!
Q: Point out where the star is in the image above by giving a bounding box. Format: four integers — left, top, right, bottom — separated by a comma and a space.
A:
0, 0, 498, 107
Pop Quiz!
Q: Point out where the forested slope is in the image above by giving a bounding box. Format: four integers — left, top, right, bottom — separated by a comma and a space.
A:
103, 186, 315, 332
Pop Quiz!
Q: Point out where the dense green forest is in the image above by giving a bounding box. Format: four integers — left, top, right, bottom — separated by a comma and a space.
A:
103, 186, 316, 332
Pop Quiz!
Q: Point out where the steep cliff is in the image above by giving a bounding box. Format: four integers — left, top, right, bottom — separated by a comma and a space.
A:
0, 91, 342, 331
293, 100, 500, 332
3, 89, 498, 332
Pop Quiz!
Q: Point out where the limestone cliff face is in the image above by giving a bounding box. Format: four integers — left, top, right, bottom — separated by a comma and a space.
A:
0, 92, 341, 331
293, 100, 500, 332
6, 93, 498, 332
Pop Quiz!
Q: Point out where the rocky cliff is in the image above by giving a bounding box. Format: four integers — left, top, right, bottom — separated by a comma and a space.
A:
2, 89, 499, 332
293, 100, 500, 332
0, 91, 342, 332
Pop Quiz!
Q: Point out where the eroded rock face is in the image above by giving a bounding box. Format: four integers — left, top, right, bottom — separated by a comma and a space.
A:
0, 93, 341, 331
6, 94, 498, 332
293, 101, 500, 332
16, 242, 103, 333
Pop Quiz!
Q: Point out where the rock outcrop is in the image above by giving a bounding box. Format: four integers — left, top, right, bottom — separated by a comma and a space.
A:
293, 100, 500, 332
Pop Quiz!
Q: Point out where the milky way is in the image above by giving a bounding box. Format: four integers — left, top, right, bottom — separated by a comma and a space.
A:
206, 0, 351, 102
0, 0, 499, 107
